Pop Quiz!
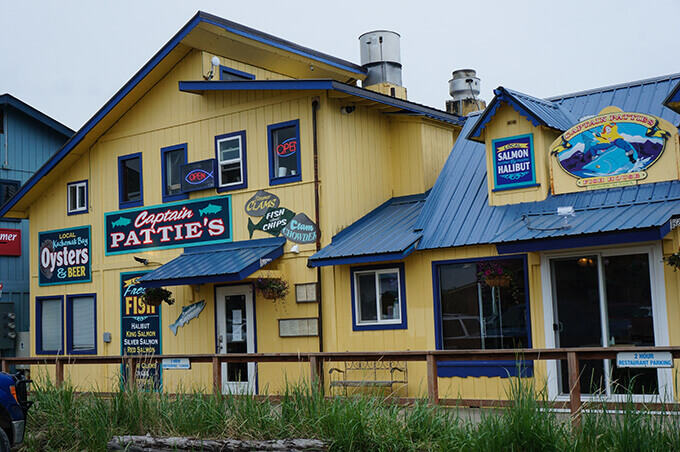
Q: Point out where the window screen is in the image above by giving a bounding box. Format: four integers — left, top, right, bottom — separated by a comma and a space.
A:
40, 298, 62, 352
71, 296, 95, 351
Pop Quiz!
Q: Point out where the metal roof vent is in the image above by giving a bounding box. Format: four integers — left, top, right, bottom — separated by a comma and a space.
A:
359, 30, 402, 87
446, 69, 486, 116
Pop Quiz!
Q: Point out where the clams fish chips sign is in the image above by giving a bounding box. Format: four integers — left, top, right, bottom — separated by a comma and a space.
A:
105, 196, 232, 255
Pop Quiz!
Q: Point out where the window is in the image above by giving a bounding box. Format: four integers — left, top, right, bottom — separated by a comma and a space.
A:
36, 296, 63, 355
66, 294, 96, 354
268, 120, 301, 185
351, 264, 407, 331
0, 179, 19, 207
434, 257, 530, 377
118, 153, 143, 208
161, 144, 188, 202
67, 180, 88, 214
219, 66, 255, 81
215, 131, 247, 191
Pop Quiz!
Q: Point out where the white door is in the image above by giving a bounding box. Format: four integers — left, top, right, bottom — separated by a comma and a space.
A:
215, 285, 256, 394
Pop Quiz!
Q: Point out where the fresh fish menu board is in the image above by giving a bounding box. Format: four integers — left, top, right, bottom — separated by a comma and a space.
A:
104, 196, 232, 254
121, 271, 162, 389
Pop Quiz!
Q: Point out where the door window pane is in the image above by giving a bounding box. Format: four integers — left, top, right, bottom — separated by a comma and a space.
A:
379, 273, 399, 320
225, 295, 248, 382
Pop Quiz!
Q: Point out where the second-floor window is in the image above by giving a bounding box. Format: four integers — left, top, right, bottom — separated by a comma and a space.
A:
0, 179, 19, 206
67, 180, 88, 214
268, 120, 301, 186
215, 131, 247, 191
161, 144, 188, 202
118, 153, 143, 208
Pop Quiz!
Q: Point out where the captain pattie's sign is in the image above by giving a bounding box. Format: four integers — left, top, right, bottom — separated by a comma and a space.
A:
550, 108, 672, 189
39, 226, 91, 286
105, 196, 232, 255
492, 134, 536, 191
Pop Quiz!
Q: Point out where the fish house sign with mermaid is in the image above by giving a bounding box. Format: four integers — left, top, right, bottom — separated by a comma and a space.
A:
550, 109, 673, 190
104, 196, 232, 254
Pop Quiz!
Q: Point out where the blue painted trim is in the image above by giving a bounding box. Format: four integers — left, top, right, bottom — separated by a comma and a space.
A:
215, 131, 248, 192
118, 152, 144, 209
350, 263, 408, 331
437, 360, 533, 378
35, 296, 63, 355
492, 183, 541, 192
268, 119, 302, 186
219, 65, 256, 81
161, 143, 188, 203
491, 133, 537, 191
0, 93, 74, 137
467, 88, 546, 140
66, 179, 89, 215
496, 228, 663, 254
431, 254, 532, 378
66, 293, 97, 355
308, 242, 418, 268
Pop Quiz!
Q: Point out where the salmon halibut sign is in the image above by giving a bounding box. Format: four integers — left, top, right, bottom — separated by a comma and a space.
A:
105, 196, 232, 255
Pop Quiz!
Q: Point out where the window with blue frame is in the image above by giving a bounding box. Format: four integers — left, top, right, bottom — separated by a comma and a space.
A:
118, 153, 143, 208
268, 120, 301, 185
66, 294, 96, 354
434, 257, 531, 377
67, 180, 88, 214
161, 144, 188, 202
351, 264, 407, 331
0, 179, 19, 207
219, 65, 255, 81
36, 296, 63, 355
215, 131, 247, 191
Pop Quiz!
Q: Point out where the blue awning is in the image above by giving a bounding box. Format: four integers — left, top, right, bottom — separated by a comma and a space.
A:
137, 237, 286, 287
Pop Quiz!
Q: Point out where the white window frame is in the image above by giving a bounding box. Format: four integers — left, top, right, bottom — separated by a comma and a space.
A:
67, 181, 88, 214
216, 134, 244, 188
353, 268, 402, 326
540, 243, 671, 403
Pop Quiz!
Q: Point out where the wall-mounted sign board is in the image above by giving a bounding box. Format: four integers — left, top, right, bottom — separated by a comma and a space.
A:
491, 133, 537, 191
281, 213, 319, 244
278, 318, 319, 337
245, 190, 280, 217
38, 226, 91, 286
162, 358, 191, 370
105, 196, 232, 255
0, 228, 21, 256
247, 206, 295, 238
616, 351, 672, 368
180, 159, 216, 193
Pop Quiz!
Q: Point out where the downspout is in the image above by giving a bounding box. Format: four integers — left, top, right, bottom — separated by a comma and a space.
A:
312, 98, 323, 353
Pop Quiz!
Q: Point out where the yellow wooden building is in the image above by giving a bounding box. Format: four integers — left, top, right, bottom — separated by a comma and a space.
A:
4, 11, 680, 403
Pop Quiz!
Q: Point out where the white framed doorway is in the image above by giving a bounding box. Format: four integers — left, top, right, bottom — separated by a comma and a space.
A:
215, 285, 256, 394
540, 243, 672, 402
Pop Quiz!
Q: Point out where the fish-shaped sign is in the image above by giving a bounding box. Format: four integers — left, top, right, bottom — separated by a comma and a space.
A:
281, 213, 319, 244
199, 203, 222, 216
180, 159, 216, 193
244, 190, 280, 217
247, 206, 295, 238
169, 300, 206, 335
111, 216, 132, 228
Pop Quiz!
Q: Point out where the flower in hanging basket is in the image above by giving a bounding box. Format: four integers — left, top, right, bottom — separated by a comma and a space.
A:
254, 276, 290, 300
663, 247, 680, 271
142, 287, 175, 306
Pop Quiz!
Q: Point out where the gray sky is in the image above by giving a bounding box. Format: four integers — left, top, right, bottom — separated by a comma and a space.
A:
3, 1, 680, 131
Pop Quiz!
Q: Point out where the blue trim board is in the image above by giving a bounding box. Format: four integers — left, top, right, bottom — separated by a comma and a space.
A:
161, 143, 189, 203
35, 296, 64, 355
66, 179, 89, 216
215, 130, 248, 192
350, 263, 408, 331
268, 119, 302, 186
308, 244, 417, 268
118, 152, 144, 209
66, 293, 98, 355
492, 183, 541, 193
431, 254, 532, 378
219, 66, 256, 81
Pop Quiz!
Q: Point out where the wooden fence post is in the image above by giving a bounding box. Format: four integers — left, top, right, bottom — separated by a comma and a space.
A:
127, 357, 136, 389
1, 359, 7, 373
426, 354, 439, 405
212, 356, 221, 395
55, 358, 64, 387
567, 351, 581, 428
309, 356, 323, 394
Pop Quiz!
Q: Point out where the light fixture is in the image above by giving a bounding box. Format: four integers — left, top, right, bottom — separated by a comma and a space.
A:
290, 244, 300, 254
341, 105, 356, 115
557, 206, 575, 228
203, 56, 221, 80
133, 256, 149, 265
577, 257, 595, 267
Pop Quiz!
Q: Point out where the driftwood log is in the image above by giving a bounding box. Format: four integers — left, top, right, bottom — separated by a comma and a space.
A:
107, 435, 326, 451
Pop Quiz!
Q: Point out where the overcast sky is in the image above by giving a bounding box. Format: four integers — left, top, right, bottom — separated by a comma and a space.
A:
3, 1, 680, 131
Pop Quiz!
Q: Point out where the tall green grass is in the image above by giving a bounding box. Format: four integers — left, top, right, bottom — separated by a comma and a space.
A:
22, 375, 680, 451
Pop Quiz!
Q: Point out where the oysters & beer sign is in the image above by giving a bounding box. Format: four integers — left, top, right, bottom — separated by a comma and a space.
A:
39, 226, 91, 286
105, 196, 232, 255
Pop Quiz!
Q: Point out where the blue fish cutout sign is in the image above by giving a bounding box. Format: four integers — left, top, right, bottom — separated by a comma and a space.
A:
169, 300, 206, 335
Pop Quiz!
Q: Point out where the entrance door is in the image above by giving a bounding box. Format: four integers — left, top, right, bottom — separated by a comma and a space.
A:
544, 246, 671, 400
215, 285, 256, 394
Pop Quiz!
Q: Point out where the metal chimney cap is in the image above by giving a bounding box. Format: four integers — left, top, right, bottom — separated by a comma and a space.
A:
359, 30, 402, 40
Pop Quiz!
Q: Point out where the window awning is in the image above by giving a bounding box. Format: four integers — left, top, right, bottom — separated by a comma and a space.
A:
137, 237, 286, 287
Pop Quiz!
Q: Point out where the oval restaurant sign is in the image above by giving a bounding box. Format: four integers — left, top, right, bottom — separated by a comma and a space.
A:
105, 195, 232, 255
550, 108, 672, 189
39, 226, 91, 286
244, 190, 280, 217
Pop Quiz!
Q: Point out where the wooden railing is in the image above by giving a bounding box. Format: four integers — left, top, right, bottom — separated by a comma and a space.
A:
4, 346, 680, 426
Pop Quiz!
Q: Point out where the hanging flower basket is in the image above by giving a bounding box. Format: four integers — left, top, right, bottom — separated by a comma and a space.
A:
484, 275, 511, 287
142, 287, 175, 306
663, 248, 680, 271
254, 276, 290, 300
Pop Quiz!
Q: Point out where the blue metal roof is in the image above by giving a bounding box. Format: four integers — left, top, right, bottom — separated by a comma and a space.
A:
468, 87, 578, 141
0, 94, 74, 137
138, 237, 285, 287
308, 193, 427, 267
179, 80, 464, 126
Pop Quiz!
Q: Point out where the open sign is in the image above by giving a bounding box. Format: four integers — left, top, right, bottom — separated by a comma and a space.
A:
180, 159, 216, 193
276, 138, 297, 157
185, 168, 213, 184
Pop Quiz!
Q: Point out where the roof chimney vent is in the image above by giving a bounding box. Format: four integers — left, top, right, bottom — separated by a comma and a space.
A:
359, 31, 406, 99
447, 69, 486, 116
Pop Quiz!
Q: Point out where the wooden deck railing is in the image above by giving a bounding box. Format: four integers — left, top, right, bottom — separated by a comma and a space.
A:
5, 346, 680, 426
